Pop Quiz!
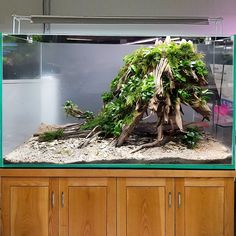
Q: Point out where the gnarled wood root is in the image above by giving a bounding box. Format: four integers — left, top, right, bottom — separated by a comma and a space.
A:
131, 136, 170, 153
78, 131, 103, 148
116, 106, 147, 147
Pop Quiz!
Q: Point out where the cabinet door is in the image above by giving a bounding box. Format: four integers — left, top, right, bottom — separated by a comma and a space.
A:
117, 178, 174, 236
59, 178, 116, 236
2, 177, 58, 236
176, 178, 234, 236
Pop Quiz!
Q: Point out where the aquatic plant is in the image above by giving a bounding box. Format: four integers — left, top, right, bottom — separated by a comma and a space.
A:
38, 129, 64, 142
181, 127, 203, 149
77, 37, 210, 150
64, 100, 94, 120
41, 37, 211, 149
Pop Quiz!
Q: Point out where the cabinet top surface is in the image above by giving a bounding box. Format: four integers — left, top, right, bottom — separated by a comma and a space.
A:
0, 169, 235, 177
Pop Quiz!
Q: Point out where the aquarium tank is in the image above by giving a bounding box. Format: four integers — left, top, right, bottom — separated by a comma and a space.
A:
0, 33, 235, 169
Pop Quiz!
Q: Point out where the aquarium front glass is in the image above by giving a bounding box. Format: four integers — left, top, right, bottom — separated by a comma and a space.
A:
1, 34, 235, 169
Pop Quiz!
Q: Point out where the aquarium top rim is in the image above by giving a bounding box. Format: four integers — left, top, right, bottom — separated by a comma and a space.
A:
3, 34, 233, 45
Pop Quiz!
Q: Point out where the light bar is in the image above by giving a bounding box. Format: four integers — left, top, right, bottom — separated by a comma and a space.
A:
29, 15, 214, 25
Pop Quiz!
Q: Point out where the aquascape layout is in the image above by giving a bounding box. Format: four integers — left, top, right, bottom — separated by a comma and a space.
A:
1, 34, 236, 168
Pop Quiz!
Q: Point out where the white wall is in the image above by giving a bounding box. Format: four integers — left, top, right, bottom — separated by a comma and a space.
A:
0, 0, 43, 33
50, 0, 236, 35
0, 0, 235, 35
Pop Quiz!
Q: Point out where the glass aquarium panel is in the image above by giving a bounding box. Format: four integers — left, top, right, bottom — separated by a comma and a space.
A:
3, 35, 41, 80
1, 34, 235, 168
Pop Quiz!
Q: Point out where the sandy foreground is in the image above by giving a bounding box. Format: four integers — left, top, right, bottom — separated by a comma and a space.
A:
4, 133, 232, 164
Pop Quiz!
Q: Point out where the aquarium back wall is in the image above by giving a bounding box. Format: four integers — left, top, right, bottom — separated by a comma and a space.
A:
3, 42, 140, 155
40, 43, 137, 123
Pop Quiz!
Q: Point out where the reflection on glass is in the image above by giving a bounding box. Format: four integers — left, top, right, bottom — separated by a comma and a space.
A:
2, 35, 235, 168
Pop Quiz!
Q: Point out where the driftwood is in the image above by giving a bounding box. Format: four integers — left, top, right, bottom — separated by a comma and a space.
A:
131, 136, 170, 153
35, 123, 92, 140
37, 38, 212, 152
78, 131, 103, 148
116, 106, 147, 147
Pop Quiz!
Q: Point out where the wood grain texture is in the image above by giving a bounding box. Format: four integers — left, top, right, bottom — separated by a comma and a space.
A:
176, 177, 234, 236
185, 187, 224, 236
234, 181, 236, 236
59, 178, 116, 236
2, 178, 51, 236
127, 187, 165, 236
0, 174, 234, 236
175, 178, 185, 236
0, 177, 2, 236
49, 178, 59, 236
184, 178, 225, 186
11, 187, 49, 236
224, 178, 234, 236
117, 178, 126, 236
0, 169, 235, 178
166, 178, 175, 236
117, 178, 174, 236
69, 187, 106, 236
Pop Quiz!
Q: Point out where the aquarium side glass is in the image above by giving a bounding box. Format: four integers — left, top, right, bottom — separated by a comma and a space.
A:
234, 35, 236, 169
207, 37, 234, 167
0, 33, 2, 167
2, 35, 42, 157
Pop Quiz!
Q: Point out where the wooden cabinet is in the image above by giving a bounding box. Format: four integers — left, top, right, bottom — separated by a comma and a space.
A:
59, 178, 116, 236
117, 178, 174, 236
117, 177, 234, 236
1, 177, 116, 236
1, 178, 58, 236
175, 178, 234, 236
0, 170, 234, 236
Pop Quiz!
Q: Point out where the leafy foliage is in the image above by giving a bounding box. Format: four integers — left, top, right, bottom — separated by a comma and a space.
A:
64, 100, 78, 116
82, 39, 211, 140
181, 127, 203, 149
38, 129, 64, 142
101, 92, 114, 104
64, 100, 94, 120
52, 38, 212, 150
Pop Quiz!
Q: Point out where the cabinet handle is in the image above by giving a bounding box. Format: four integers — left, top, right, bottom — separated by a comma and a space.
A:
61, 192, 65, 208
168, 192, 172, 208
178, 192, 181, 208
51, 191, 55, 208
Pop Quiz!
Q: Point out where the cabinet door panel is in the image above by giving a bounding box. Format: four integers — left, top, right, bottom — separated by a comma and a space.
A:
11, 186, 49, 236
185, 186, 224, 236
59, 178, 116, 236
2, 178, 57, 236
69, 186, 107, 236
117, 178, 174, 236
176, 178, 234, 236
127, 186, 165, 236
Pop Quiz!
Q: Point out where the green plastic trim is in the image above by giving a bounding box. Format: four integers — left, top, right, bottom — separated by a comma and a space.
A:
3, 162, 235, 169
1, 34, 236, 170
